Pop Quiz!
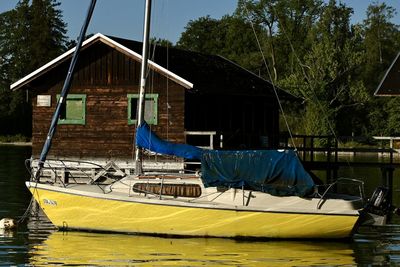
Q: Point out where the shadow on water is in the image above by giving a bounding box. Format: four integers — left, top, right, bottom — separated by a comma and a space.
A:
0, 145, 31, 219
353, 224, 400, 266
2, 146, 400, 266
0, 145, 32, 265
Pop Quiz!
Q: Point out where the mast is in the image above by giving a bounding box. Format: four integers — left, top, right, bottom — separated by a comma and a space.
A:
34, 0, 97, 181
134, 0, 152, 175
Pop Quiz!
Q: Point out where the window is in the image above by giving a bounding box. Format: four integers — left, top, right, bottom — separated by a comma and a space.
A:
128, 94, 158, 125
57, 94, 86, 125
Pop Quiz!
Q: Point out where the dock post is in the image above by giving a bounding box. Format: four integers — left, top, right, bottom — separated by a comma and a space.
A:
310, 137, 314, 162
333, 138, 338, 182
327, 137, 332, 183
381, 166, 394, 221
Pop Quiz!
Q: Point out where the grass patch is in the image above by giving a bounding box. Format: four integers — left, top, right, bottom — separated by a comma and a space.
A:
338, 141, 378, 149
0, 134, 31, 143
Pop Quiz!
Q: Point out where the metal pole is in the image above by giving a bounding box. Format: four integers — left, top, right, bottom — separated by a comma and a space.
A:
134, 0, 152, 175
34, 0, 97, 181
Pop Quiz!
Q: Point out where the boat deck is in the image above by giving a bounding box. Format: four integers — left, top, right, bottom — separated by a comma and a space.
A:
29, 175, 363, 216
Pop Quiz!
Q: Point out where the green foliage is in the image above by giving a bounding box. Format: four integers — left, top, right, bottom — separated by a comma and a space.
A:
0, 0, 67, 136
0, 0, 399, 140
0, 134, 30, 143
30, 0, 67, 70
177, 16, 220, 52
176, 15, 264, 73
361, 2, 400, 136
150, 37, 173, 47
236, 0, 323, 82
362, 2, 400, 93
385, 98, 400, 135
177, 0, 400, 138
302, 2, 369, 135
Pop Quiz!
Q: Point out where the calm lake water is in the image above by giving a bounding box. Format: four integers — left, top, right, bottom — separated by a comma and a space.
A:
1, 145, 400, 266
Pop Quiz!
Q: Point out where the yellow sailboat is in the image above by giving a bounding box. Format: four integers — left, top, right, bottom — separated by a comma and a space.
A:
28, 177, 361, 238
24, 0, 389, 239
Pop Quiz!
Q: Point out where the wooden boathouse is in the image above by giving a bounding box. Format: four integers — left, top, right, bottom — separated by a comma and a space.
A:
11, 33, 292, 173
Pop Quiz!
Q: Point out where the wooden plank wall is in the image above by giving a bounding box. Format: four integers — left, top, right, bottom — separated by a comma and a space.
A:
30, 42, 185, 160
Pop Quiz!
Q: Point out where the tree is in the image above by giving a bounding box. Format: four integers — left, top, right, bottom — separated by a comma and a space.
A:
360, 2, 400, 137
236, 0, 323, 82
362, 2, 399, 93
0, 0, 67, 83
0, 0, 68, 136
151, 37, 173, 47
176, 15, 264, 74
236, 0, 280, 81
176, 0, 400, 139
30, 0, 68, 70
0, 1, 31, 88
279, 1, 369, 136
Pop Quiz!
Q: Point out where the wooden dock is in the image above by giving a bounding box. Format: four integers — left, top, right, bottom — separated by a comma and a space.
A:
287, 135, 400, 210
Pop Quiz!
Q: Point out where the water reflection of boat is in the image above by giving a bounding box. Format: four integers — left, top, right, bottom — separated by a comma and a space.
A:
29, 231, 355, 266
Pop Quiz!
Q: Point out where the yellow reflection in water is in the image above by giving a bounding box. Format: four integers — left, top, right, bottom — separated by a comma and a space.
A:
29, 231, 355, 266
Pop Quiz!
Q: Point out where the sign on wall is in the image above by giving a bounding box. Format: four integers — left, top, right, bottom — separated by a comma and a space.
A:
37, 95, 51, 107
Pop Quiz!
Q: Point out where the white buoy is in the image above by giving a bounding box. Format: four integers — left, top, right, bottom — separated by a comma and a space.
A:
0, 218, 16, 229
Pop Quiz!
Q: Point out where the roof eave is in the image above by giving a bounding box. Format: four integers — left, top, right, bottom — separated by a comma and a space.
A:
10, 33, 101, 91
374, 51, 400, 96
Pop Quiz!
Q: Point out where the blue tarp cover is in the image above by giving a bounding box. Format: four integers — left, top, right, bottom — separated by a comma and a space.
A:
136, 122, 314, 197
201, 150, 315, 197
136, 122, 203, 160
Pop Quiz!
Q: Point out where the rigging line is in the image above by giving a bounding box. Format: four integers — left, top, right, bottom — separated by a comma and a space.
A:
268, 4, 340, 144
166, 7, 170, 140
269, 3, 354, 173
145, 0, 159, 153
149, 34, 158, 118
19, 159, 40, 224
166, 43, 170, 140
243, 5, 297, 150
158, 0, 170, 140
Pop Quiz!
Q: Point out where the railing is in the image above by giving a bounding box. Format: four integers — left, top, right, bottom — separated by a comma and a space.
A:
281, 135, 399, 200
281, 135, 399, 165
184, 131, 217, 149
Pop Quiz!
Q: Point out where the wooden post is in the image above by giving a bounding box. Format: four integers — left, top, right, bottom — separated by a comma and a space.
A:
333, 138, 338, 181
390, 142, 394, 165
327, 136, 332, 183
381, 166, 394, 221
310, 137, 314, 162
61, 168, 69, 184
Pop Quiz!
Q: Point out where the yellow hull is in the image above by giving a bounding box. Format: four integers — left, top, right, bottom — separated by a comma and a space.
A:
29, 185, 359, 239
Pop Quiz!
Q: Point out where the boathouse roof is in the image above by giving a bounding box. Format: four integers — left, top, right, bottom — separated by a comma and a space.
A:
10, 33, 193, 91
11, 33, 293, 99
107, 36, 290, 98
375, 52, 400, 96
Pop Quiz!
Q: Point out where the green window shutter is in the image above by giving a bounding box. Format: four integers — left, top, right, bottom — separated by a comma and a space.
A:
57, 94, 86, 125
128, 94, 158, 125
